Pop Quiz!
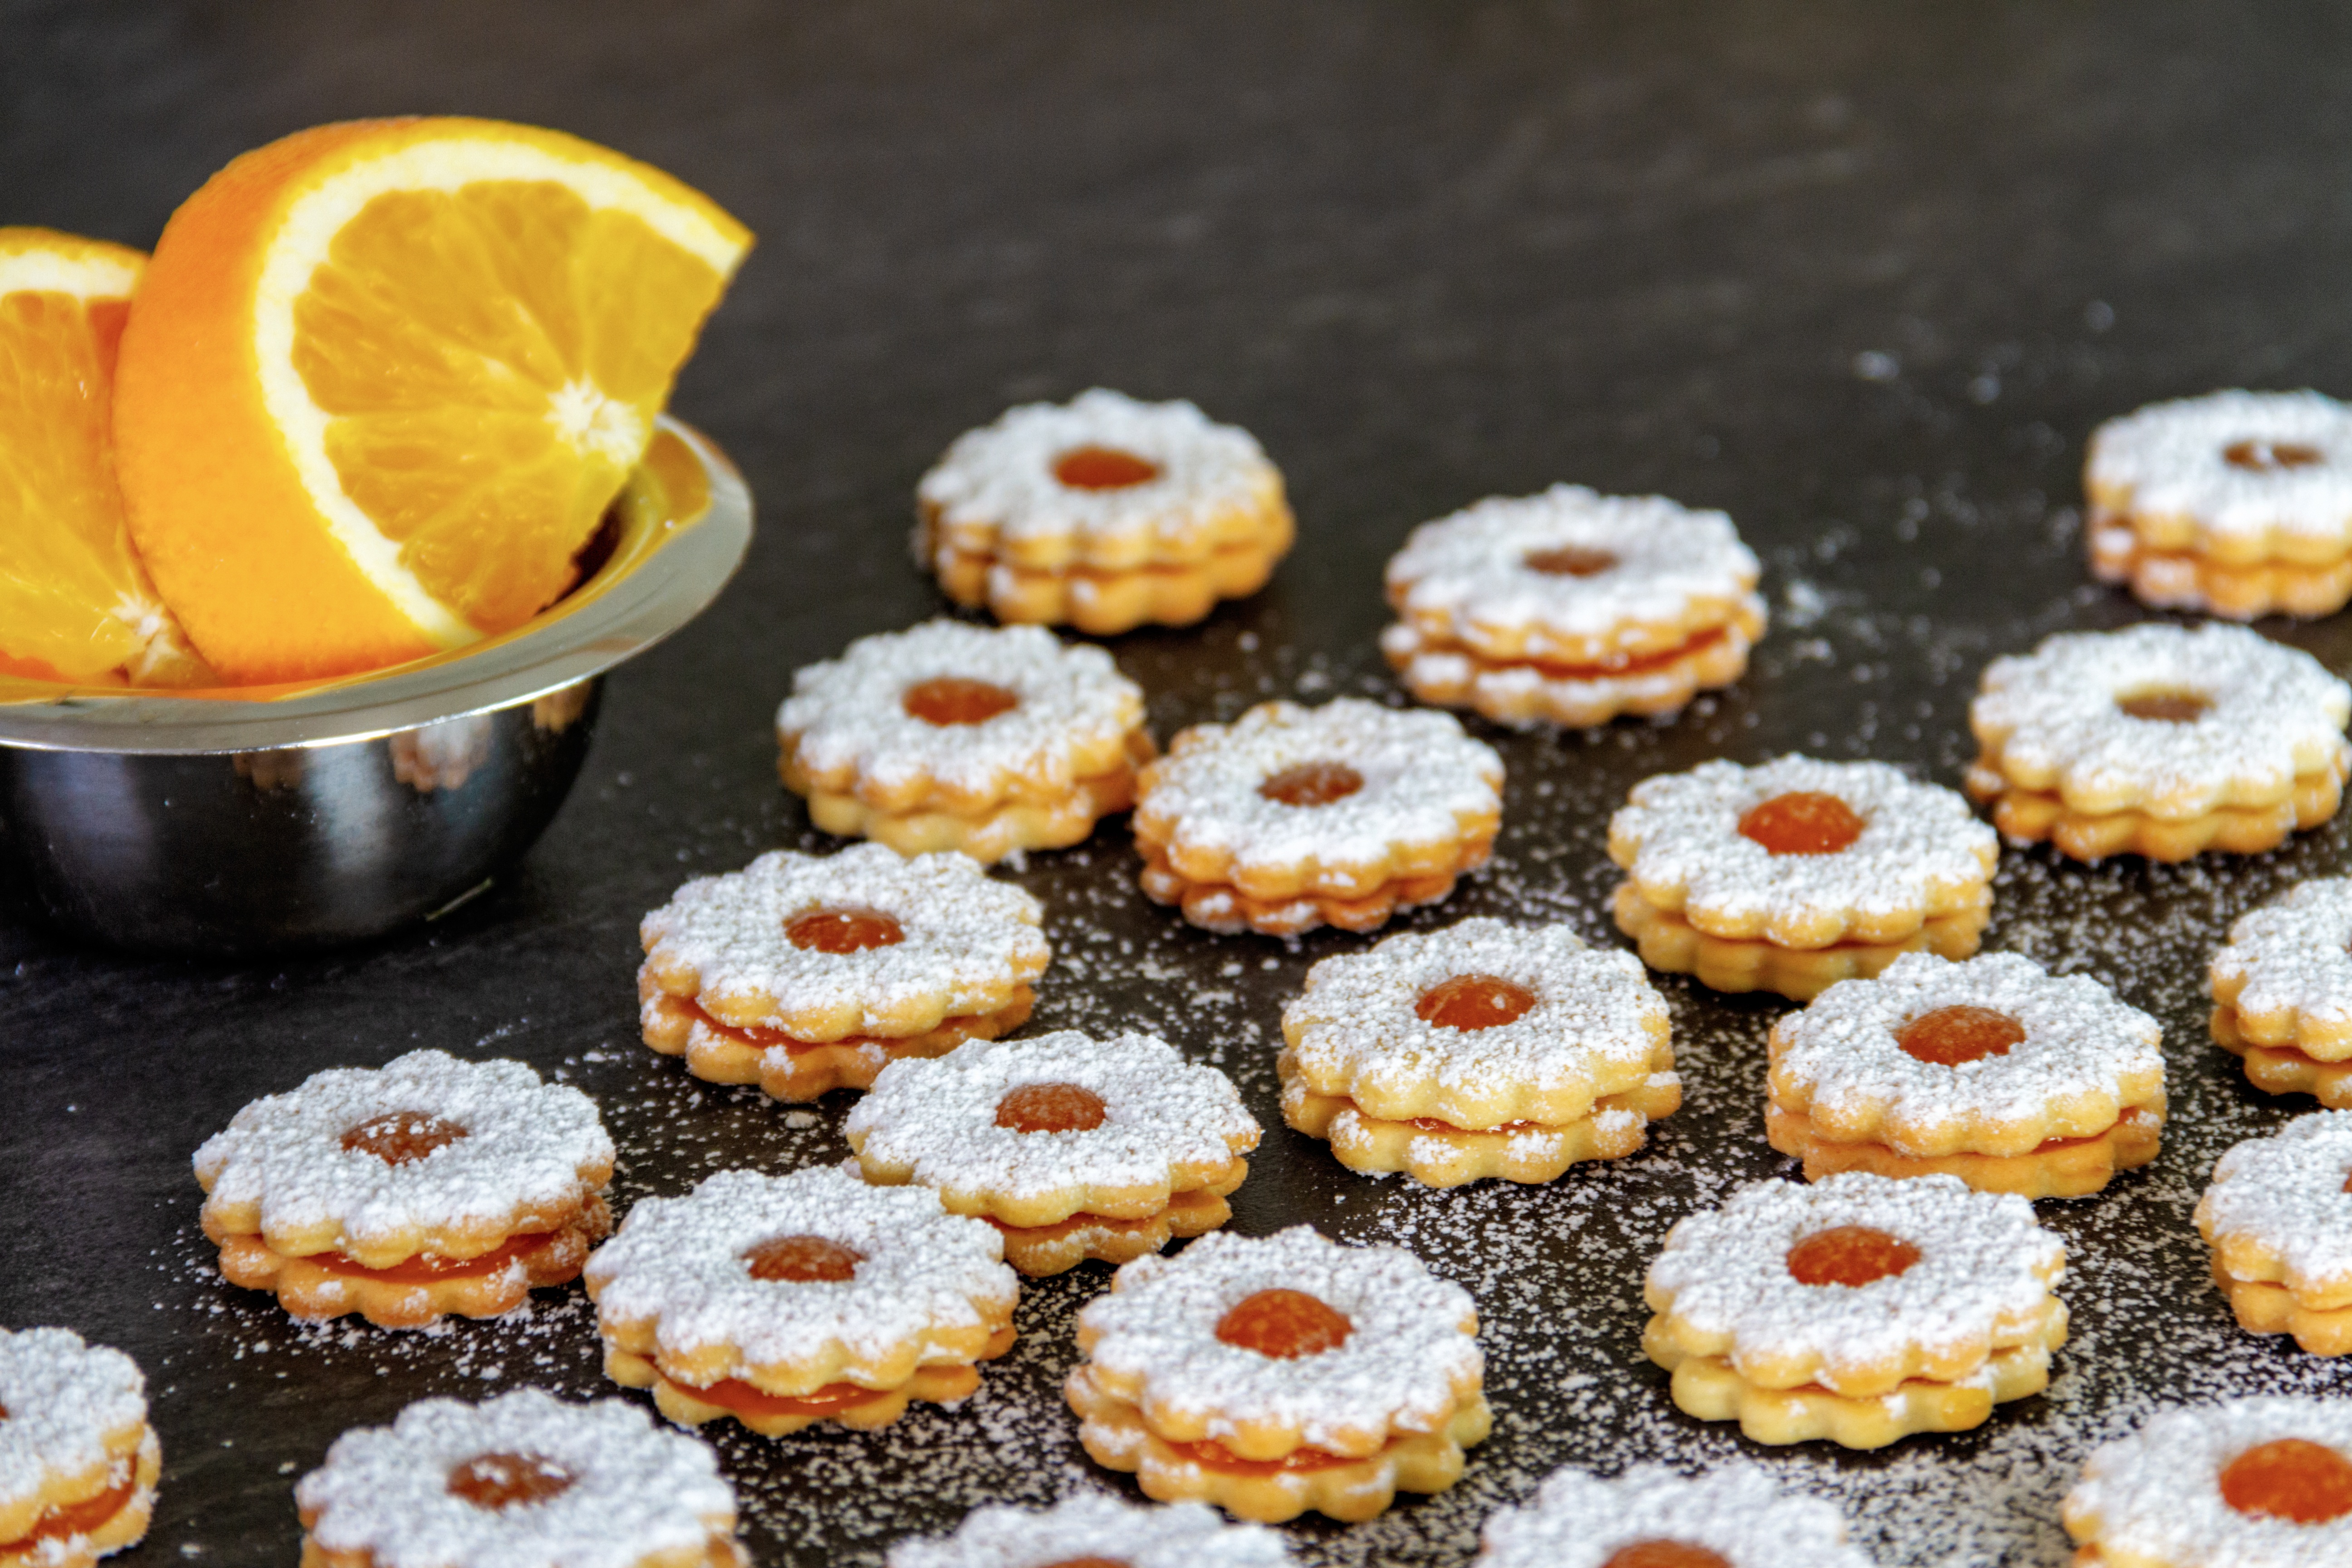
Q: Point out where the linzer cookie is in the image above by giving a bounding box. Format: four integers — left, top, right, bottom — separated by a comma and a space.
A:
2087, 390, 2352, 619
1064, 1225, 1488, 1523
1132, 697, 1505, 936
1967, 622, 2352, 862
192, 1049, 614, 1328
843, 1029, 1259, 1276
1766, 951, 2166, 1198
637, 845, 1048, 1102
885, 1494, 1294, 1568
1642, 1172, 2067, 1449
915, 388, 1294, 633
2064, 1396, 2352, 1565
1474, 1465, 1876, 1568
583, 1164, 1019, 1438
1277, 916, 1681, 1187
2195, 1112, 2352, 1357
776, 619, 1154, 862
0, 1328, 158, 1568
2210, 877, 2352, 1107
1607, 756, 1997, 1000
294, 1389, 742, 1568
1380, 485, 1766, 728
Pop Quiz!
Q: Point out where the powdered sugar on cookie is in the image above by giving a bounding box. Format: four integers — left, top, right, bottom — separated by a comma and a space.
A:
885, 1494, 1293, 1568
2064, 1396, 2352, 1567
0, 1328, 146, 1512
2196, 1112, 2352, 1296
1476, 1464, 1874, 1568
2089, 390, 2352, 546
2212, 877, 2352, 1047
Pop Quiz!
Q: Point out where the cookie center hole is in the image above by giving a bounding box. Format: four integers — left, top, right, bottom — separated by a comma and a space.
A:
2220, 1438, 2352, 1524
1053, 445, 1162, 490
786, 907, 905, 954
1416, 973, 1538, 1032
447, 1451, 575, 1511
2224, 438, 2325, 472
1215, 1289, 1353, 1358
2115, 689, 2211, 724
1786, 1225, 1922, 1288
1600, 1544, 1733, 1568
1258, 761, 1363, 808
902, 676, 1020, 726
1897, 1005, 2026, 1067
1737, 791, 1866, 856
1523, 544, 1619, 577
995, 1081, 1107, 1134
339, 1113, 468, 1166
743, 1234, 863, 1284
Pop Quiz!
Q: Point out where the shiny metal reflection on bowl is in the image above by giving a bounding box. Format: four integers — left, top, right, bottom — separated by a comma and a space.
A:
0, 417, 751, 956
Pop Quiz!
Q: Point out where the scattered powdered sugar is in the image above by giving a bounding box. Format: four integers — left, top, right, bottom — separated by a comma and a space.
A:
582, 1166, 1017, 1364
2063, 1395, 2352, 1566
885, 1492, 1294, 1568
2088, 391, 2352, 544
1646, 1173, 2063, 1394
295, 1387, 735, 1568
1474, 1463, 1874, 1568
1971, 623, 2352, 810
1077, 1225, 1480, 1447
1772, 951, 2164, 1144
1384, 486, 1763, 653
2211, 877, 2352, 1034
192, 1050, 612, 1250
0, 1327, 146, 1510
779, 621, 1146, 799
640, 846, 1048, 1029
843, 1029, 1259, 1209
1609, 756, 1995, 935
1136, 699, 1504, 872
2195, 1112, 2352, 1293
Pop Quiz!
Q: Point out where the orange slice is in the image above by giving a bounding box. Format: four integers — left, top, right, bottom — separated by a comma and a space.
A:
113, 118, 752, 683
0, 227, 207, 686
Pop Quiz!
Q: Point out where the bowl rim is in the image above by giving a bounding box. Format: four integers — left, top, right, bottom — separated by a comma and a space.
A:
0, 416, 751, 756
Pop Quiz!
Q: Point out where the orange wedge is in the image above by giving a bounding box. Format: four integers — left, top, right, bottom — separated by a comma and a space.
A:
0, 227, 208, 686
113, 118, 752, 683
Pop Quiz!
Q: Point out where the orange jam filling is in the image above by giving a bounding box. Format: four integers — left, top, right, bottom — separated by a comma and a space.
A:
675, 996, 931, 1057
1166, 1435, 1359, 1476
1216, 1289, 1352, 1358
787, 906, 905, 954
2219, 1437, 2352, 1524
447, 1451, 574, 1510
2116, 690, 2211, 724
995, 1081, 1107, 1133
680, 1377, 889, 1419
1416, 972, 1538, 1032
1600, 1544, 1733, 1568
1258, 760, 1363, 808
1737, 792, 1865, 856
1897, 1004, 2026, 1067
1522, 544, 1618, 577
2028, 1105, 2147, 1155
313, 1230, 547, 1283
1406, 1116, 1539, 1135
1508, 622, 1738, 680
0, 1474, 138, 1550
902, 676, 1021, 726
1786, 1225, 1921, 1288
2225, 438, 2324, 472
744, 1234, 862, 1283
1053, 445, 1162, 490
340, 1112, 468, 1165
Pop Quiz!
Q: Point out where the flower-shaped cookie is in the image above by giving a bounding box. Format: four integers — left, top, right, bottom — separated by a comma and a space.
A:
1066, 1225, 1487, 1523
1643, 1172, 2067, 1449
844, 1029, 1260, 1276
1133, 697, 1505, 936
2211, 877, 2352, 1107
2088, 390, 2352, 619
1474, 1465, 1876, 1568
294, 1389, 741, 1568
637, 845, 1049, 1102
1278, 916, 1680, 1187
777, 620, 1155, 862
583, 1164, 1019, 1437
885, 1494, 1293, 1568
2065, 1396, 2352, 1565
1968, 622, 2352, 862
0, 1328, 158, 1568
915, 388, 1294, 633
1607, 756, 1997, 1000
1381, 485, 1766, 728
1767, 951, 2166, 1198
193, 1049, 615, 1328
2196, 1112, 2352, 1357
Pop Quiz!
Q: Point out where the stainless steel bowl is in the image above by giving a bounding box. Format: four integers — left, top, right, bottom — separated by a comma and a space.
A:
0, 417, 751, 956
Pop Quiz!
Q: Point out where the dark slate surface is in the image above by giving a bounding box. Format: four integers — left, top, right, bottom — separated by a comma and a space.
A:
7, 3, 2352, 1563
